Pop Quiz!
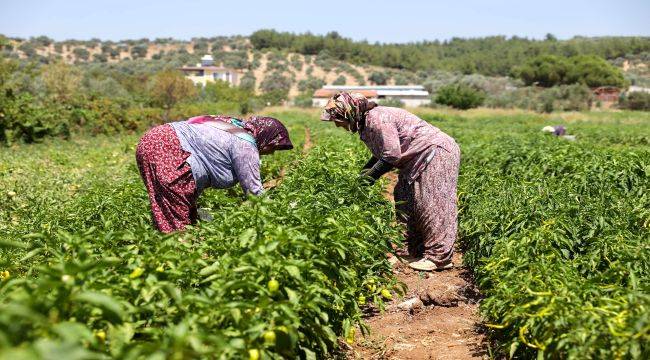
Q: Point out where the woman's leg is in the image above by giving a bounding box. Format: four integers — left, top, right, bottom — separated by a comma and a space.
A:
136, 125, 197, 233
394, 173, 423, 257
412, 144, 460, 266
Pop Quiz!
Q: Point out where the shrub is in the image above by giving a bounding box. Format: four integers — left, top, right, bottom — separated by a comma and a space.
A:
619, 91, 650, 111
368, 71, 387, 85
18, 42, 37, 57
193, 41, 209, 53
92, 53, 108, 63
290, 54, 303, 71
260, 72, 292, 94
258, 89, 288, 106
377, 98, 404, 108
333, 75, 346, 85
266, 61, 287, 72
251, 52, 263, 69
72, 48, 90, 61
485, 84, 592, 112
292, 92, 313, 107
1, 93, 70, 144
222, 51, 249, 69
393, 74, 409, 85
130, 44, 148, 59
298, 77, 325, 92
239, 72, 256, 91
315, 53, 336, 72
435, 83, 486, 109
32, 36, 54, 48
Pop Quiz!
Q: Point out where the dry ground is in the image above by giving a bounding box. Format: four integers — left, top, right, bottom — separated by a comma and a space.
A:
347, 173, 489, 360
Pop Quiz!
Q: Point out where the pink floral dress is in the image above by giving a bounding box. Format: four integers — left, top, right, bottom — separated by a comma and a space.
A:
361, 107, 461, 265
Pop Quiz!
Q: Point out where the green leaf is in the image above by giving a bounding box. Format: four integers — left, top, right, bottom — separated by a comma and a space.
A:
20, 248, 44, 262
285, 287, 299, 304
73, 291, 125, 324
0, 239, 29, 249
284, 265, 302, 280
199, 262, 220, 277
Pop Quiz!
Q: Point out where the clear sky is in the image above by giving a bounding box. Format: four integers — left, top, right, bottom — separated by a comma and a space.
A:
1, 0, 648, 43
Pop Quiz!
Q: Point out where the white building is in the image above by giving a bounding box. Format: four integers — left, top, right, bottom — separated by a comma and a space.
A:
313, 85, 431, 107
179, 55, 241, 87
629, 85, 650, 94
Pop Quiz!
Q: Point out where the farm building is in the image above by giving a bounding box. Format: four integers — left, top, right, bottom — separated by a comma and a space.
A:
628, 85, 650, 94
593, 86, 621, 102
313, 85, 431, 107
179, 55, 241, 87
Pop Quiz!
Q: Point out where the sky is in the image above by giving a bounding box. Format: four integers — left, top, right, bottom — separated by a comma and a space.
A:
0, 0, 648, 43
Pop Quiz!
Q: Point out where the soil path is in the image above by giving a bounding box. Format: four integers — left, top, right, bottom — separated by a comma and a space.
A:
348, 172, 489, 360
302, 126, 313, 152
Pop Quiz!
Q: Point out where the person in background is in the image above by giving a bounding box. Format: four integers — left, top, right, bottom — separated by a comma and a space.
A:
136, 115, 293, 233
542, 125, 576, 141
542, 125, 566, 136
321, 92, 461, 271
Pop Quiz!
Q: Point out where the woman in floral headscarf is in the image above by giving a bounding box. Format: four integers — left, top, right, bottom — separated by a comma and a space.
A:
322, 93, 460, 271
136, 115, 293, 233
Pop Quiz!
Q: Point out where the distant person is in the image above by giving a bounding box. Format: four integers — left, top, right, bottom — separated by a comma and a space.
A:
542, 125, 576, 141
136, 115, 293, 233
321, 92, 461, 271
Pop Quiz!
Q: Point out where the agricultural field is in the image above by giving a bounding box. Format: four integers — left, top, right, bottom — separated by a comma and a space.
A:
1, 108, 649, 359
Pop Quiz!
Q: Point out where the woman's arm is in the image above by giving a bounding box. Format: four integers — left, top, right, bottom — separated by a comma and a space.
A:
362, 156, 378, 170
231, 142, 264, 196
365, 114, 402, 166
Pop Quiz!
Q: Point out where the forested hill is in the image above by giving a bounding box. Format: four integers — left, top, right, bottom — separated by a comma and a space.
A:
250, 30, 650, 76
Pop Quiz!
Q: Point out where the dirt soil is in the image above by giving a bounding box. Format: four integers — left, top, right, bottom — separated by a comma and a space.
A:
347, 172, 489, 360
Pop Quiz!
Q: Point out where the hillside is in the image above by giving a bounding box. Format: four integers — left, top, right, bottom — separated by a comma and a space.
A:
3, 34, 649, 97
1, 36, 406, 97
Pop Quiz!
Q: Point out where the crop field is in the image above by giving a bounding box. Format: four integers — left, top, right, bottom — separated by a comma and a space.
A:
1, 109, 648, 359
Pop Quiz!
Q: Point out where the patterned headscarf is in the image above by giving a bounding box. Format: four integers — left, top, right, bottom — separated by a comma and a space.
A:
320, 92, 377, 133
187, 115, 293, 151
244, 116, 294, 151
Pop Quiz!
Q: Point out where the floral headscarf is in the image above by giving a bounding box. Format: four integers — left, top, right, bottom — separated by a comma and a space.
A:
320, 92, 377, 133
244, 116, 294, 151
187, 115, 293, 151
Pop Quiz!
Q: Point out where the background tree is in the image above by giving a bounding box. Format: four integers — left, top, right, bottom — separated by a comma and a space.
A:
514, 55, 571, 87
148, 70, 197, 118
568, 55, 627, 87
515, 54, 627, 88
41, 61, 82, 103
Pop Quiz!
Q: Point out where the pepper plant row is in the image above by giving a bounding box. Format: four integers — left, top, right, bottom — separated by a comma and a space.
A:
452, 120, 649, 359
0, 118, 401, 359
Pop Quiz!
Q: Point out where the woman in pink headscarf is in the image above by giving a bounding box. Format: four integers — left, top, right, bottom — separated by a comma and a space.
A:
136, 115, 293, 233
321, 93, 460, 271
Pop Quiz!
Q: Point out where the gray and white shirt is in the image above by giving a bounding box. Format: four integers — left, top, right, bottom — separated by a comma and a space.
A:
170, 121, 263, 196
